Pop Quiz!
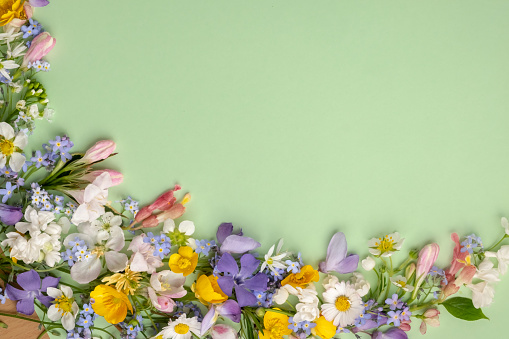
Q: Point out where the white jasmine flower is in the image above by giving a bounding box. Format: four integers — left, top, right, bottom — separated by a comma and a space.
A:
293, 285, 320, 323
390, 275, 414, 292
70, 172, 112, 225
15, 206, 56, 237
0, 122, 27, 172
260, 239, 287, 273
485, 245, 509, 275
321, 281, 364, 327
467, 281, 495, 308
157, 314, 201, 339
350, 272, 371, 297
47, 285, 79, 331
361, 256, 376, 270
368, 232, 404, 257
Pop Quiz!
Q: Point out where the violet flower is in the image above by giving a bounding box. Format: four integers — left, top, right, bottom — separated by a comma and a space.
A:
0, 203, 23, 225
216, 223, 261, 254
5, 269, 60, 315
216, 253, 268, 307
319, 232, 359, 274
371, 328, 408, 339
201, 299, 241, 335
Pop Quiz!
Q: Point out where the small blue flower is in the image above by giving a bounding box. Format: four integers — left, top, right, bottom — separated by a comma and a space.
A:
385, 294, 403, 310
400, 307, 412, 321
387, 310, 402, 326
77, 314, 93, 328
0, 182, 17, 203
285, 260, 301, 274
288, 317, 301, 331
336, 326, 351, 334
61, 249, 75, 267
81, 303, 94, 316
153, 243, 170, 259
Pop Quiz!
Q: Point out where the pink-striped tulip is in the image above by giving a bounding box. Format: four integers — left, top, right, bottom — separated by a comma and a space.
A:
81, 140, 116, 164
22, 32, 55, 67
412, 243, 439, 299
83, 169, 123, 188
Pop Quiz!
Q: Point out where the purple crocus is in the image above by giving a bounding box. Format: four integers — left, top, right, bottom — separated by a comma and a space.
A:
201, 299, 241, 335
371, 328, 408, 339
216, 253, 268, 307
5, 270, 60, 315
0, 203, 23, 225
318, 232, 359, 274
216, 223, 260, 254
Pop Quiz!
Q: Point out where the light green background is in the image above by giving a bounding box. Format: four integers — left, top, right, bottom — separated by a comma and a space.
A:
29, 0, 509, 338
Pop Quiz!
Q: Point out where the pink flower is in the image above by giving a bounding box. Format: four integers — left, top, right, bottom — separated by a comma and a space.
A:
445, 233, 468, 283
147, 270, 187, 313
80, 140, 116, 164
83, 169, 123, 187
135, 185, 181, 222
399, 319, 411, 332
419, 308, 440, 335
22, 32, 55, 67
210, 324, 238, 339
412, 243, 439, 298
127, 234, 163, 274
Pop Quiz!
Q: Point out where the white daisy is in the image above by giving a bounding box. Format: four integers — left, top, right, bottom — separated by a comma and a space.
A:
367, 232, 405, 257
390, 275, 414, 292
157, 314, 201, 339
260, 239, 287, 273
0, 122, 27, 172
47, 285, 79, 331
321, 281, 364, 327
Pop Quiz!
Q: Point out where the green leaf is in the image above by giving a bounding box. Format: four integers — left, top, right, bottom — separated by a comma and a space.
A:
0, 320, 7, 329
441, 297, 489, 321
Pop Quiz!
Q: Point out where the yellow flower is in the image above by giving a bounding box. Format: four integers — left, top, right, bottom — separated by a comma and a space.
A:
192, 274, 228, 305
102, 265, 143, 295
311, 316, 336, 339
90, 285, 133, 324
259, 310, 293, 339
281, 265, 319, 288
168, 246, 198, 276
0, 0, 26, 26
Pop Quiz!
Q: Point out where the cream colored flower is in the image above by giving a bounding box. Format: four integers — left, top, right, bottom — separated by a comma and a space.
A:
0, 122, 27, 172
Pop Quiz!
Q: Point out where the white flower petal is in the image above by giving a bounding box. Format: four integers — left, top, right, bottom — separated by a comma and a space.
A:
163, 218, 175, 233
105, 251, 128, 272
0, 122, 14, 139
9, 152, 25, 172
47, 305, 61, 321
13, 131, 27, 149
61, 312, 76, 331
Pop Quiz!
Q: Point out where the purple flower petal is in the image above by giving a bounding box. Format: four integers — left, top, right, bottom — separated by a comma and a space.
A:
29, 0, 50, 7
5, 284, 30, 301
217, 253, 239, 276
239, 254, 259, 279
36, 293, 54, 307
0, 204, 23, 225
371, 328, 408, 339
334, 254, 359, 274
16, 270, 41, 291
319, 232, 358, 274
16, 298, 36, 315
352, 320, 379, 332
220, 235, 260, 254
235, 285, 257, 307
41, 276, 60, 291
217, 276, 234, 296
243, 273, 268, 292
218, 300, 241, 323
216, 223, 233, 244
201, 307, 217, 335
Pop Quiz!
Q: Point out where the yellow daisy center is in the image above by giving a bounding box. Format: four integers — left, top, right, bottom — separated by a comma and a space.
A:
0, 139, 15, 156
174, 323, 190, 334
54, 295, 73, 314
374, 235, 395, 254
335, 296, 351, 312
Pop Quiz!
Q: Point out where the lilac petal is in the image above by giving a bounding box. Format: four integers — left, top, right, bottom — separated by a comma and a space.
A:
216, 223, 233, 244
333, 254, 359, 274
5, 284, 30, 301
235, 286, 257, 307
0, 204, 23, 225
29, 0, 50, 7
17, 270, 41, 291
218, 300, 241, 323
217, 276, 234, 296
36, 293, 54, 307
16, 298, 35, 315
371, 331, 383, 339
319, 232, 348, 273
352, 320, 379, 332
201, 307, 217, 335
239, 254, 259, 278
220, 235, 260, 254
41, 276, 60, 291
217, 253, 239, 276
380, 328, 408, 339
243, 273, 268, 292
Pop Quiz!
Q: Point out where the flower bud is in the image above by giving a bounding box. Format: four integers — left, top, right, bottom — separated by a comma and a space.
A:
420, 308, 440, 334
416, 244, 439, 284
405, 263, 416, 280
81, 140, 116, 164
361, 256, 376, 271
22, 32, 56, 67
211, 324, 238, 339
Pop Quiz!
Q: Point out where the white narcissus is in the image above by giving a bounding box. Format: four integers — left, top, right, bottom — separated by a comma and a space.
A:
47, 285, 79, 331
0, 122, 27, 172
70, 172, 112, 225
260, 239, 287, 273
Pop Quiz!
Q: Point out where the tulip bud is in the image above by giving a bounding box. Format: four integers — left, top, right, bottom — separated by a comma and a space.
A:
81, 140, 116, 164
405, 263, 416, 280
412, 243, 439, 299
22, 32, 56, 67
361, 256, 375, 271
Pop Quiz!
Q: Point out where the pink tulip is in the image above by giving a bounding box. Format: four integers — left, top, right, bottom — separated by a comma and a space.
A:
142, 203, 186, 228
22, 32, 56, 67
135, 185, 182, 223
445, 233, 469, 283
411, 243, 439, 300
83, 169, 123, 187
81, 140, 116, 164
210, 324, 238, 339
419, 308, 440, 335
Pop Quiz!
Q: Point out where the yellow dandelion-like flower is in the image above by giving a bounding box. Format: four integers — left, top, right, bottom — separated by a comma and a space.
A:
102, 266, 143, 295
0, 0, 26, 26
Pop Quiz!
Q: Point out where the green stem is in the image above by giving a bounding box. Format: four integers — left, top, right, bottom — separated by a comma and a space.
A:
485, 234, 508, 252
